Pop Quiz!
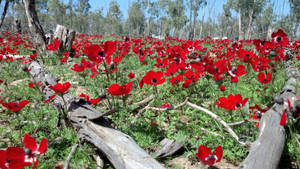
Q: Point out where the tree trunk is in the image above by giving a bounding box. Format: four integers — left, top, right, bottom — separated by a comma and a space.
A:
238, 6, 243, 40
28, 61, 166, 169
53, 24, 76, 53
245, 0, 255, 39
0, 0, 9, 29
199, 2, 206, 38
192, 1, 198, 40
14, 19, 22, 34
188, 0, 193, 40
23, 0, 47, 54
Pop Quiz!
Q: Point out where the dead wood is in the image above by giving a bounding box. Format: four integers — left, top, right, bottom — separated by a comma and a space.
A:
154, 138, 184, 159
28, 61, 165, 169
53, 24, 76, 53
240, 63, 300, 169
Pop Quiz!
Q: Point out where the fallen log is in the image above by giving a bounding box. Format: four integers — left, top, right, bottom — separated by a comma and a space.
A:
240, 63, 299, 169
28, 61, 166, 169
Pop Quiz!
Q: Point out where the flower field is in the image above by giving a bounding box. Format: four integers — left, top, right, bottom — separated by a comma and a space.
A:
0, 29, 299, 169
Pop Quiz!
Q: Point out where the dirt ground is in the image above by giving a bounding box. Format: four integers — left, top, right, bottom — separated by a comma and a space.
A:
168, 156, 239, 169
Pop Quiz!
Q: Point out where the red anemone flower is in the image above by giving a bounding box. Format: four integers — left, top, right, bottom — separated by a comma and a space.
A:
170, 74, 183, 85
257, 72, 272, 84
79, 93, 101, 106
141, 70, 165, 86
49, 82, 71, 94
196, 145, 223, 166
71, 58, 88, 72
219, 85, 226, 91
24, 134, 48, 169
216, 94, 248, 110
128, 72, 135, 79
1, 100, 30, 112
0, 147, 31, 169
47, 38, 60, 51
106, 81, 133, 96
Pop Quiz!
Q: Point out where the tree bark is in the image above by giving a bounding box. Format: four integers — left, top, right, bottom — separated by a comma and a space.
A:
0, 0, 9, 29
27, 61, 166, 169
14, 19, 22, 34
238, 5, 243, 40
199, 2, 206, 38
245, 0, 255, 39
53, 24, 76, 53
240, 61, 299, 169
23, 0, 47, 54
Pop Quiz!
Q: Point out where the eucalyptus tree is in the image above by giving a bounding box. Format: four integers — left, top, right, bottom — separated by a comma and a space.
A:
105, 0, 123, 35
124, 2, 145, 37
223, 0, 266, 40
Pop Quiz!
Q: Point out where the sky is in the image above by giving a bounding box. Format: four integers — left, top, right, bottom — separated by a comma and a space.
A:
87, 0, 291, 22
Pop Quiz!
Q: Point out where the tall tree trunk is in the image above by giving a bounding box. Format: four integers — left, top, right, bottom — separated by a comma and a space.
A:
238, 7, 243, 40
189, 0, 193, 40
0, 0, 9, 29
192, 1, 198, 40
199, 2, 206, 38
245, 0, 255, 39
23, 0, 47, 54
14, 19, 22, 34
146, 0, 150, 36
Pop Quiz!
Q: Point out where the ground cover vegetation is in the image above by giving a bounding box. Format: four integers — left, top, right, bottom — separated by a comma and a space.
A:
0, 27, 299, 168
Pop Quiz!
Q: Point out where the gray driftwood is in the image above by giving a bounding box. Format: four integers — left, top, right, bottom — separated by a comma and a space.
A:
240, 64, 299, 169
23, 0, 47, 54
53, 24, 76, 53
154, 138, 184, 159
28, 61, 165, 169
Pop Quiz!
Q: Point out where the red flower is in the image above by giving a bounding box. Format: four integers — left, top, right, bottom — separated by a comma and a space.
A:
79, 93, 101, 106
23, 134, 47, 169
0, 147, 31, 169
24, 134, 48, 155
160, 103, 171, 108
47, 38, 60, 51
216, 94, 248, 110
170, 74, 183, 85
257, 72, 272, 84
83, 44, 104, 62
219, 85, 226, 91
71, 58, 88, 72
196, 145, 223, 166
106, 81, 133, 96
280, 109, 287, 126
128, 72, 135, 79
49, 82, 71, 94
141, 70, 165, 86
1, 100, 30, 112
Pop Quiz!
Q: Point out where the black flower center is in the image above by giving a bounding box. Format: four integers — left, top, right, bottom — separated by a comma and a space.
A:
235, 103, 241, 108
14, 104, 19, 108
98, 51, 104, 57
246, 54, 250, 57
6, 158, 11, 163
208, 155, 215, 160
78, 63, 83, 68
277, 36, 282, 42
151, 78, 158, 83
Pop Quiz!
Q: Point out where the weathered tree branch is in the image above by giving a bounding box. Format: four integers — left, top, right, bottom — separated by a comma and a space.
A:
0, 0, 9, 29
240, 62, 300, 169
186, 101, 250, 147
28, 61, 166, 169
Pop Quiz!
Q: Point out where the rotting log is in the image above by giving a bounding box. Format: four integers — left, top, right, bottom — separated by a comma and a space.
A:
28, 61, 166, 169
23, 0, 47, 54
53, 24, 76, 53
240, 63, 300, 169
154, 138, 184, 159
